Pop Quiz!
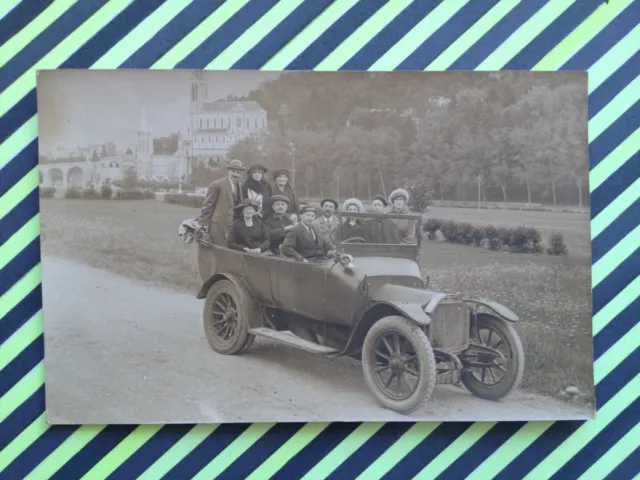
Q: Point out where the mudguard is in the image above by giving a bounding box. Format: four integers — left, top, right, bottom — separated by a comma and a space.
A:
463, 298, 519, 323
198, 272, 262, 329
370, 284, 432, 326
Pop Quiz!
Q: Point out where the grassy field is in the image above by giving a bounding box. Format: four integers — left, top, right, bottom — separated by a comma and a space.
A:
40, 198, 594, 402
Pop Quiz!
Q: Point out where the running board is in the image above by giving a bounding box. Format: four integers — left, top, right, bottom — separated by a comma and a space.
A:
249, 328, 338, 355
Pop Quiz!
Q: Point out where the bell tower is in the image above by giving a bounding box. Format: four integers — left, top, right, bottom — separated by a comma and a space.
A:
136, 108, 153, 177
189, 70, 208, 114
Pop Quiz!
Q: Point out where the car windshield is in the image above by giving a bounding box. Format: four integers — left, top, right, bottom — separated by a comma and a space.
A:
334, 211, 421, 247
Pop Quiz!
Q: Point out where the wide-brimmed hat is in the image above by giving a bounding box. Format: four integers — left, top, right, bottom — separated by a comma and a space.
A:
247, 163, 268, 175
269, 194, 290, 205
343, 198, 364, 212
389, 188, 409, 203
272, 168, 290, 180
299, 205, 316, 216
371, 194, 388, 206
320, 198, 338, 210
233, 199, 260, 212
226, 159, 246, 171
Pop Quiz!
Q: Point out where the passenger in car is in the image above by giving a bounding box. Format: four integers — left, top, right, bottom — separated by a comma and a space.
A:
341, 198, 365, 241
281, 205, 335, 262
264, 194, 297, 255
388, 188, 417, 244
242, 163, 272, 218
271, 168, 298, 215
227, 199, 272, 255
312, 198, 339, 248
363, 194, 401, 244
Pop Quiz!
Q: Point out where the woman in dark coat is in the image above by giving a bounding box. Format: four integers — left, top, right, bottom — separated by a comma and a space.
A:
227, 199, 272, 255
341, 198, 365, 241
271, 168, 298, 215
242, 163, 273, 218
363, 194, 401, 244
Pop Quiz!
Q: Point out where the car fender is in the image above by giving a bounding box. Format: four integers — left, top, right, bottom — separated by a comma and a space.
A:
463, 298, 519, 323
198, 272, 262, 329
367, 300, 432, 326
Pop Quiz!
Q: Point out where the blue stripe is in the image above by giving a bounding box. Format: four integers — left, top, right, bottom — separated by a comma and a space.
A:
233, 0, 333, 70
589, 100, 640, 168
0, 335, 43, 398
590, 151, 639, 218
272, 423, 360, 478
176, 0, 279, 69
328, 423, 414, 479
448, 0, 548, 70
0, 287, 41, 345
339, 0, 443, 70
286, 0, 388, 70
594, 297, 640, 360
165, 424, 249, 479
50, 426, 137, 480
562, 0, 640, 71
592, 253, 640, 316
592, 197, 640, 262
120, 0, 225, 69
0, 140, 37, 198
0, 0, 52, 46
589, 50, 640, 119
0, 237, 40, 297
552, 399, 640, 479
0, 386, 44, 452
0, 0, 104, 93
218, 424, 304, 479
0, 91, 36, 145
504, 0, 603, 70
594, 345, 638, 409
382, 422, 472, 479
0, 189, 39, 246
397, 0, 499, 70
604, 445, 640, 480
106, 425, 193, 480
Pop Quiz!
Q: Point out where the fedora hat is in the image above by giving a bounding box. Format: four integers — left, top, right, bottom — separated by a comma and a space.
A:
233, 198, 260, 212
226, 159, 246, 171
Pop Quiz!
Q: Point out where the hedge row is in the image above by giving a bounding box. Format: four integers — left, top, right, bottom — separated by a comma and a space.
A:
164, 193, 204, 208
39, 187, 56, 198
422, 218, 569, 255
60, 186, 155, 200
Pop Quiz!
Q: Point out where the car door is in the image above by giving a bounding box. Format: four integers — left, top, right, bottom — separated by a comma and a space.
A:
292, 261, 328, 320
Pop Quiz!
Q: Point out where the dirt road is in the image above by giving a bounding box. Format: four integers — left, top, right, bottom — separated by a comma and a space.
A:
42, 256, 592, 424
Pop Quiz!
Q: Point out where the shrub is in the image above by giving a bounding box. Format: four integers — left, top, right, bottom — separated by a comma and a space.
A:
64, 186, 81, 199
143, 189, 155, 200
440, 220, 457, 242
82, 187, 99, 199
471, 225, 485, 247
423, 218, 442, 240
509, 226, 531, 253
454, 222, 474, 245
115, 189, 145, 200
547, 231, 568, 255
498, 227, 512, 246
39, 186, 56, 198
164, 193, 204, 208
488, 237, 502, 251
100, 184, 113, 199
404, 175, 434, 212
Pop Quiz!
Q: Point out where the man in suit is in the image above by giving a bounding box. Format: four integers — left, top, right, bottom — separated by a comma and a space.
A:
264, 194, 297, 255
312, 198, 339, 248
197, 158, 246, 282
281, 205, 336, 262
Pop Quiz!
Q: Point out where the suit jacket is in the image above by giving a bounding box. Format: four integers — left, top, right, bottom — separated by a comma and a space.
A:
391, 209, 417, 244
312, 215, 339, 248
264, 213, 293, 254
228, 218, 271, 252
271, 183, 298, 214
198, 177, 244, 245
281, 223, 333, 261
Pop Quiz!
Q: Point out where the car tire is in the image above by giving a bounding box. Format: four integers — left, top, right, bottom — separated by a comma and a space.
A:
362, 315, 436, 414
203, 279, 256, 355
460, 314, 524, 401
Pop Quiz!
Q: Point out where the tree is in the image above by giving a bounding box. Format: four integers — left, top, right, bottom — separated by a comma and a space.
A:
227, 137, 263, 164
91, 150, 100, 162
123, 166, 138, 190
101, 145, 107, 158
126, 147, 133, 155
404, 175, 434, 212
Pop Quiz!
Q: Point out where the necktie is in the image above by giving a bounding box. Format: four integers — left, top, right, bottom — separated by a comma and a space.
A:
233, 182, 241, 205
307, 225, 316, 243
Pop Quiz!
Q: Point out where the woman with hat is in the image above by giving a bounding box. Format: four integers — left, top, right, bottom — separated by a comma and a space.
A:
388, 188, 416, 244
362, 194, 401, 244
341, 198, 365, 242
271, 168, 298, 215
227, 199, 272, 255
242, 163, 272, 218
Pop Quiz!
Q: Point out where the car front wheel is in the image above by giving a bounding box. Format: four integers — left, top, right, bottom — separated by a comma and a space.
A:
362, 316, 436, 414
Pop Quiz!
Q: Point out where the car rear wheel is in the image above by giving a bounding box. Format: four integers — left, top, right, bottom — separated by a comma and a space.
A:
460, 314, 524, 400
203, 280, 256, 355
362, 316, 436, 414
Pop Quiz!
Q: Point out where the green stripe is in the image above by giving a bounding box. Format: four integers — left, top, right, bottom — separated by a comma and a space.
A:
0, 0, 22, 21
0, 0, 76, 68
477, 0, 574, 70
589, 128, 640, 192
315, 0, 411, 71
301, 422, 385, 480
91, 0, 188, 69
414, 422, 497, 479
80, 425, 163, 479
0, 0, 135, 118
466, 422, 554, 480
0, 312, 41, 371
0, 116, 37, 170
533, 0, 633, 70
593, 276, 640, 335
594, 322, 640, 384
151, 0, 249, 69
588, 23, 640, 93
0, 215, 39, 271
138, 425, 218, 480
0, 264, 41, 321
589, 74, 640, 143
370, 0, 469, 71
592, 225, 640, 287
192, 423, 274, 480
523, 375, 640, 479
0, 168, 38, 220
261, 0, 358, 70
25, 426, 105, 480
247, 423, 330, 480
591, 177, 640, 239
206, 0, 305, 70
356, 422, 440, 480
577, 423, 640, 480
0, 413, 47, 473
0, 362, 43, 424
426, 0, 519, 71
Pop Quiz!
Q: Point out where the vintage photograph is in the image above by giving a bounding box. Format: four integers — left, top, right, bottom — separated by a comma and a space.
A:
37, 69, 594, 424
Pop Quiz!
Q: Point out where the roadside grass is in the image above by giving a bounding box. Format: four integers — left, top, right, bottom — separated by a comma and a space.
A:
40, 199, 594, 403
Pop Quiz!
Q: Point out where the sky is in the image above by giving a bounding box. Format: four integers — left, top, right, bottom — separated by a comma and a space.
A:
37, 69, 282, 152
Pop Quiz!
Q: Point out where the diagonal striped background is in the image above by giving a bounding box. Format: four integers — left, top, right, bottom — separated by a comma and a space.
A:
1, 0, 638, 478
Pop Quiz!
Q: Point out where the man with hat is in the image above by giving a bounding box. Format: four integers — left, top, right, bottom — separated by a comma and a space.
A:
264, 194, 297, 255
312, 198, 339, 248
281, 205, 335, 262
388, 187, 416, 244
197, 158, 246, 281
271, 168, 298, 215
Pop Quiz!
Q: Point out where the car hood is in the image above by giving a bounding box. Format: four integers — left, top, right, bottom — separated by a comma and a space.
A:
346, 256, 423, 281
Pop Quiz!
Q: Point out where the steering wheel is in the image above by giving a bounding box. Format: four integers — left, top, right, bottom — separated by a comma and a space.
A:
342, 237, 366, 244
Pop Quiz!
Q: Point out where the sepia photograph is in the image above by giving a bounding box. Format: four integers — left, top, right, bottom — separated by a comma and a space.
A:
37, 69, 594, 424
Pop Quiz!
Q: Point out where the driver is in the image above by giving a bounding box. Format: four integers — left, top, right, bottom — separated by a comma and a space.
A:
281, 205, 336, 263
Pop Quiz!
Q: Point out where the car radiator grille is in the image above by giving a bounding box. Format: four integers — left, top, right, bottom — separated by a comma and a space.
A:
429, 301, 470, 352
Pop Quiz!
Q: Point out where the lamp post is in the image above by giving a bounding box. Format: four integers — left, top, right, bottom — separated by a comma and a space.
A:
288, 142, 296, 189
